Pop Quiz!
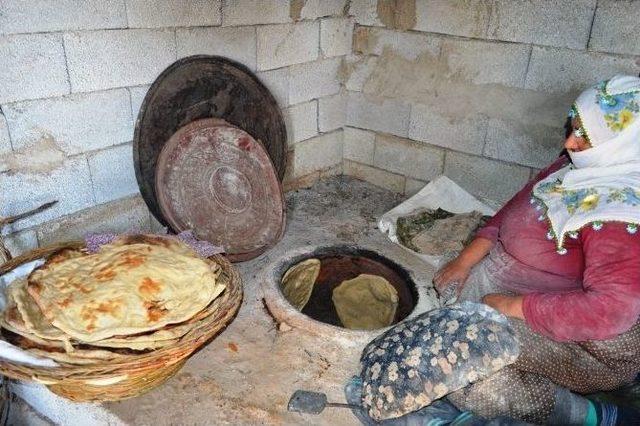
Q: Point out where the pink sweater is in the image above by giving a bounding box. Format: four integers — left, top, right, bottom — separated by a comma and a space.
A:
477, 157, 640, 342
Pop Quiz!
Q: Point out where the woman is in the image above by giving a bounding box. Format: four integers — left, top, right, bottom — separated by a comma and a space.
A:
434, 75, 640, 425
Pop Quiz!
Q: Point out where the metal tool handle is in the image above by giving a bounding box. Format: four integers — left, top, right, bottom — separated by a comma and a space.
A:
325, 402, 360, 410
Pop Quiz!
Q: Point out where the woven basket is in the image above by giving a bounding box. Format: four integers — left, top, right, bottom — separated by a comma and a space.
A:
0, 241, 243, 402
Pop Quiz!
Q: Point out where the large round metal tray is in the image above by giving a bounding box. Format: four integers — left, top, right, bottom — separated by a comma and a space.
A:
133, 55, 287, 227
155, 118, 286, 262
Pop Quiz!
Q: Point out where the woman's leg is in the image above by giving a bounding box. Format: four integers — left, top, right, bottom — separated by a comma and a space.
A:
449, 320, 640, 424
511, 320, 640, 394
447, 366, 557, 424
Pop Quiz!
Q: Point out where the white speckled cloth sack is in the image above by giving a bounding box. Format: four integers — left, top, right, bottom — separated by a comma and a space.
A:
359, 302, 520, 421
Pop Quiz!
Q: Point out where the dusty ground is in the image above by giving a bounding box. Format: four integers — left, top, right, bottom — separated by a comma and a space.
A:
21, 176, 441, 425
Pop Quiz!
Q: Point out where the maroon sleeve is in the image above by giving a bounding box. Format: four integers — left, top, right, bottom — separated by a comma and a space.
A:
476, 157, 569, 242
522, 223, 640, 342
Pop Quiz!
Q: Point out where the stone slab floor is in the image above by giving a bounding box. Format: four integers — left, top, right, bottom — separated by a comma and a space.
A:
10, 176, 440, 425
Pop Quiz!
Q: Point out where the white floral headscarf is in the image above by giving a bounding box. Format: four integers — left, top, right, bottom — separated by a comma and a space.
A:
532, 75, 640, 253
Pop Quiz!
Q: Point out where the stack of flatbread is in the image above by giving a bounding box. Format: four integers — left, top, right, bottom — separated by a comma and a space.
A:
0, 235, 226, 365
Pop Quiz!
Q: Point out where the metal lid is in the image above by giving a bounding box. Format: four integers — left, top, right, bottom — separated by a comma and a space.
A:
133, 55, 287, 228
155, 118, 285, 262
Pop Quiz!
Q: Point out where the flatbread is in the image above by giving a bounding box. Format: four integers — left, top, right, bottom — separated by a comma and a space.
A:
3, 261, 228, 352
280, 259, 321, 310
2, 332, 134, 365
6, 278, 69, 343
1, 314, 134, 364
4, 278, 180, 351
332, 274, 399, 330
27, 238, 225, 342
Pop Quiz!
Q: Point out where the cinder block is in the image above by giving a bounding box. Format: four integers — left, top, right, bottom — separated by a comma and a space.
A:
257, 22, 319, 71
150, 213, 168, 234
176, 26, 256, 70
5, 89, 132, 156
347, 92, 410, 137
444, 151, 530, 205
440, 38, 530, 88
414, 0, 491, 38
318, 94, 346, 132
0, 0, 126, 35
88, 143, 139, 204
256, 68, 289, 107
405, 178, 427, 197
589, 0, 640, 56
0, 156, 95, 231
299, 0, 346, 19
285, 100, 318, 146
342, 55, 377, 93
483, 119, 564, 169
487, 0, 595, 50
530, 167, 542, 181
64, 29, 176, 93
37, 195, 152, 246
343, 127, 375, 164
354, 27, 441, 60
321, 18, 354, 57
294, 130, 343, 176
348, 0, 385, 26
0, 111, 10, 156
126, 0, 222, 27
283, 147, 295, 181
319, 162, 343, 178
129, 85, 151, 121
524, 46, 639, 94
289, 58, 341, 105
3, 229, 38, 257
283, 170, 320, 192
374, 133, 445, 181
222, 0, 291, 26
343, 160, 405, 193
408, 103, 487, 155
0, 34, 69, 103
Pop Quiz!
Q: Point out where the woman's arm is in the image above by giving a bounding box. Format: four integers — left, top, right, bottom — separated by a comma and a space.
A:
520, 223, 640, 342
433, 237, 494, 291
433, 157, 569, 292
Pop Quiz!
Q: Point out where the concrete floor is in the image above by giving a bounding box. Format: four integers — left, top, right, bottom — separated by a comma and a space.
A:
12, 176, 441, 425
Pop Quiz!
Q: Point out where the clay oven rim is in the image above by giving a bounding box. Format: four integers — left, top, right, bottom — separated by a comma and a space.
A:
270, 245, 421, 336
133, 55, 287, 229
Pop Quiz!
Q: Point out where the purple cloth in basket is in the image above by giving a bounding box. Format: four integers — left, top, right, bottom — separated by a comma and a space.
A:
84, 230, 224, 258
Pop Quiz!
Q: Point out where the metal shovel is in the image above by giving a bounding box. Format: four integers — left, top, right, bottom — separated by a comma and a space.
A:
287, 390, 359, 414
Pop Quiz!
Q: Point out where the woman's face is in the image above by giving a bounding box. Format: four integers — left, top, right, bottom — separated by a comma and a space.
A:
564, 117, 592, 152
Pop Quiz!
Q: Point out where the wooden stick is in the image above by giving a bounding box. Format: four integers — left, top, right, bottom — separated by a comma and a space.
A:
0, 200, 58, 227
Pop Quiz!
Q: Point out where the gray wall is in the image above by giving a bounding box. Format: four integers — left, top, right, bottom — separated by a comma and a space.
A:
2, 0, 640, 254
343, 0, 640, 206
1, 0, 350, 254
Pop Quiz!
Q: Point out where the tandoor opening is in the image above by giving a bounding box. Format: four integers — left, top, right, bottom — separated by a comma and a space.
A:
279, 246, 418, 329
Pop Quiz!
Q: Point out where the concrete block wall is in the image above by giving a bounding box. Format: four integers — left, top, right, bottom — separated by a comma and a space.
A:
1, 0, 350, 254
342, 0, 640, 205
3, 0, 640, 255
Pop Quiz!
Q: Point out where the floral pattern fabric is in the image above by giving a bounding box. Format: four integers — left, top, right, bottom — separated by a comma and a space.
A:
596, 80, 639, 132
535, 178, 640, 216
358, 302, 520, 422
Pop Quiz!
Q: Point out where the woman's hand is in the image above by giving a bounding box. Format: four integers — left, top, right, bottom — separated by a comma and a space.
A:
433, 257, 472, 294
433, 237, 495, 295
482, 294, 524, 319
